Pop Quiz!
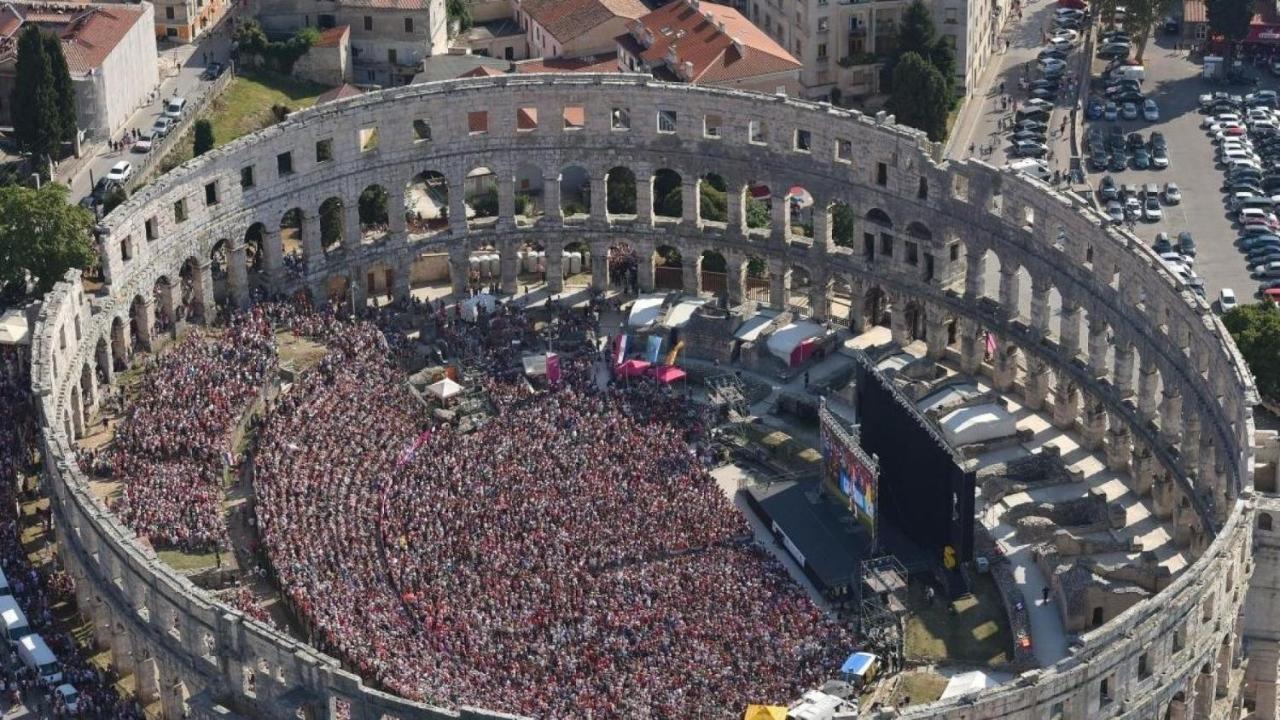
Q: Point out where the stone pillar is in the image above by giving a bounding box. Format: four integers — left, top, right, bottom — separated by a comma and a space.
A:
447, 247, 469, 297
545, 246, 564, 294
162, 676, 189, 720
1160, 386, 1183, 446
1059, 301, 1081, 358
1087, 320, 1109, 380
726, 184, 744, 237
301, 212, 324, 272
228, 243, 249, 311
771, 192, 788, 243
1182, 411, 1202, 476
636, 170, 654, 226
1024, 358, 1052, 410
157, 282, 177, 331
890, 298, 910, 347
499, 240, 519, 295
96, 336, 114, 387
925, 305, 947, 360
813, 203, 831, 250
1194, 668, 1215, 718
1113, 342, 1135, 398
392, 268, 412, 302
1105, 411, 1131, 471
590, 174, 608, 226
998, 266, 1020, 317
1053, 380, 1079, 430
263, 227, 285, 284
449, 175, 468, 235
682, 179, 699, 226
1030, 277, 1051, 335
388, 185, 408, 238
809, 279, 829, 322
349, 271, 367, 311
591, 251, 608, 292
769, 265, 788, 309
637, 251, 655, 293
682, 256, 701, 295
193, 261, 215, 324
1138, 361, 1160, 424
992, 343, 1017, 392
110, 623, 134, 675
497, 172, 517, 229
1131, 445, 1156, 496
70, 388, 84, 438
343, 201, 361, 250
1151, 471, 1176, 520
727, 259, 745, 306
960, 318, 982, 375
964, 250, 986, 300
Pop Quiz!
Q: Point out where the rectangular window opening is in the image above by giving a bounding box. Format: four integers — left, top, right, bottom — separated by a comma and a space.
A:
795, 129, 812, 152
315, 138, 333, 163
413, 119, 432, 141
611, 107, 630, 131
204, 181, 218, 206
876, 162, 888, 186
468, 111, 489, 135
360, 126, 379, 152
563, 105, 584, 131
835, 138, 851, 162
657, 109, 677, 134
240, 166, 255, 189
277, 151, 294, 176
750, 120, 768, 144
704, 113, 722, 138
174, 198, 187, 223
517, 107, 538, 131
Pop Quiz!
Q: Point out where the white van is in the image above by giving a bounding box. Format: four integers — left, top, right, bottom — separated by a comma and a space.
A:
17, 634, 60, 684
0, 595, 30, 644
0, 567, 11, 597
1006, 158, 1052, 182
1110, 65, 1145, 82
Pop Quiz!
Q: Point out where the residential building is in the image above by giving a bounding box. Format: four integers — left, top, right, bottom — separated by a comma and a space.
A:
511, 0, 648, 58
0, 1, 158, 140
733, 0, 1009, 101
258, 0, 447, 87
452, 0, 525, 59
616, 0, 802, 94
153, 0, 228, 42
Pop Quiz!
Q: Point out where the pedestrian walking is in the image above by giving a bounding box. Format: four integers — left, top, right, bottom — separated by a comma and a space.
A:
1042, 586, 1051, 604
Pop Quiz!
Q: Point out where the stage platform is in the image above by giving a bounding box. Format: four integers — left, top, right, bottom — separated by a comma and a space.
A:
742, 478, 870, 597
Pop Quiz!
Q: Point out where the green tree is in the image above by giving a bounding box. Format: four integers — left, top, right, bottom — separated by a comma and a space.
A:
832, 204, 856, 247
320, 200, 343, 247
897, 0, 937, 57
102, 185, 128, 214
888, 52, 950, 142
1222, 304, 1280, 401
1208, 0, 1254, 67
0, 184, 95, 294
699, 175, 728, 222
1124, 0, 1178, 61
929, 38, 958, 99
193, 119, 215, 156
653, 171, 681, 218
42, 32, 77, 143
447, 0, 473, 32
359, 185, 389, 226
746, 198, 770, 229
606, 172, 635, 214
9, 26, 60, 159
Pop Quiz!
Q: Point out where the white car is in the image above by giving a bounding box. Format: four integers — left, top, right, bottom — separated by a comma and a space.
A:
1239, 207, 1277, 225
1143, 99, 1159, 121
1203, 113, 1241, 128
1219, 288, 1239, 312
55, 684, 78, 713
1040, 57, 1068, 72
131, 133, 153, 153
1143, 196, 1163, 221
105, 161, 132, 183
1163, 182, 1181, 204
1053, 28, 1081, 43
1007, 158, 1052, 182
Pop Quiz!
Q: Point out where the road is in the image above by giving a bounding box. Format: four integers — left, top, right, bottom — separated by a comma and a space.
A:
67, 20, 235, 202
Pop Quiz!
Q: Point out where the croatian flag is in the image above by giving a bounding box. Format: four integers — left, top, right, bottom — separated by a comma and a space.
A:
547, 353, 562, 384
397, 430, 433, 468
984, 331, 997, 358
614, 333, 628, 366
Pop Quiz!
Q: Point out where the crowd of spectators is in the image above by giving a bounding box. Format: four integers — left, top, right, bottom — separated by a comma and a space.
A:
0, 352, 144, 718
251, 305, 855, 718
105, 311, 277, 551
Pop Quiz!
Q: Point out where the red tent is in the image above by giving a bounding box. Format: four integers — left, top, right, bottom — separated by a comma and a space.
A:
616, 359, 652, 378
652, 366, 687, 384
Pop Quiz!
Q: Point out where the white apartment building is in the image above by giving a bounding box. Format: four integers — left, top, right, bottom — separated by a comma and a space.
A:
732, 0, 1010, 101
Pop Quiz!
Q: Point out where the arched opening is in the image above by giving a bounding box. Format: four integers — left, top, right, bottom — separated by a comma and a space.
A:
519, 241, 546, 285
700, 249, 728, 294
742, 254, 769, 302
606, 166, 637, 216
653, 169, 682, 219
364, 262, 396, 303
829, 276, 853, 323
465, 167, 498, 227
1015, 264, 1033, 322
981, 249, 1001, 303
903, 301, 927, 341
409, 248, 449, 293
515, 163, 544, 223
608, 242, 638, 289
563, 240, 589, 280
244, 223, 267, 281
699, 173, 728, 223
325, 274, 351, 307
179, 258, 198, 323
786, 185, 814, 238
209, 239, 229, 305
788, 265, 811, 311
110, 316, 127, 369
864, 286, 890, 328
745, 182, 771, 234
654, 245, 682, 290
280, 208, 304, 275
153, 275, 174, 332
319, 198, 345, 255
359, 184, 389, 243
866, 208, 893, 260
559, 165, 590, 219
128, 294, 149, 350
831, 202, 855, 248
406, 170, 448, 236
1259, 513, 1272, 531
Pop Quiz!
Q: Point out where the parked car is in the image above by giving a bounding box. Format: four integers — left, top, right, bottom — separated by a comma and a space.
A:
1121, 102, 1140, 120
151, 116, 173, 138
105, 161, 132, 183
1106, 200, 1125, 224
1153, 232, 1173, 253
1178, 231, 1196, 257
132, 132, 153, 153
1144, 195, 1163, 220
1143, 99, 1160, 121
1133, 147, 1152, 169
202, 61, 224, 80
1152, 146, 1169, 168
1163, 182, 1181, 204
1104, 101, 1119, 120
1099, 175, 1119, 200
1012, 140, 1048, 157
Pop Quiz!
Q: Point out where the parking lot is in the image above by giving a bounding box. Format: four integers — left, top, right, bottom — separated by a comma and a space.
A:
1082, 35, 1260, 305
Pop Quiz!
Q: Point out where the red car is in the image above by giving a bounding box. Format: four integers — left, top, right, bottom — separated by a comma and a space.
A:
1264, 288, 1280, 304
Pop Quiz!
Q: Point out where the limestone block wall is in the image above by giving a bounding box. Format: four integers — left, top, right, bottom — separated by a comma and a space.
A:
27, 75, 1264, 720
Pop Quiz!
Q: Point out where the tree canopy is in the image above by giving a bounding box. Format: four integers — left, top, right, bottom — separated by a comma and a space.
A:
1123, 0, 1178, 61
0, 183, 96, 294
884, 0, 956, 102
194, 119, 215, 156
10, 25, 71, 160
1207, 0, 1254, 43
888, 52, 951, 141
42, 32, 76, 144
1222, 303, 1280, 401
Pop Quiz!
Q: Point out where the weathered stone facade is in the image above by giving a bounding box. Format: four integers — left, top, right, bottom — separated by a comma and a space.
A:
26, 74, 1270, 719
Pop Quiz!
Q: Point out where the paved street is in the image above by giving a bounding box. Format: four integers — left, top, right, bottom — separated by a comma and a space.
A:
66, 20, 235, 202
1081, 35, 1258, 304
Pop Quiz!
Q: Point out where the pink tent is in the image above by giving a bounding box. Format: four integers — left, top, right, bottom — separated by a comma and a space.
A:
616, 359, 652, 378
652, 366, 687, 385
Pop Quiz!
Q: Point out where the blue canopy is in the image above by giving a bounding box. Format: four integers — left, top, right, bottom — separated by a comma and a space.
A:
840, 652, 877, 675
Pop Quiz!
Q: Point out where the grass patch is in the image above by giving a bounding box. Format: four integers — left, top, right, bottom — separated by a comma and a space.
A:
904, 574, 1013, 666
162, 69, 328, 171
156, 548, 221, 572
893, 671, 949, 706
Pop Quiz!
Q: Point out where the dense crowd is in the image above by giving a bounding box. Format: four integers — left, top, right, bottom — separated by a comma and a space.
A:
251, 307, 854, 718
106, 312, 277, 551
0, 353, 144, 718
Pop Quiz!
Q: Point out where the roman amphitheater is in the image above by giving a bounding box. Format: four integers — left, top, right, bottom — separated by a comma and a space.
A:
24, 73, 1280, 719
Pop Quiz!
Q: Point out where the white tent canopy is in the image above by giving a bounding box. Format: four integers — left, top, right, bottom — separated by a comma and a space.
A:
426, 377, 464, 400
765, 320, 825, 363
939, 403, 1018, 447
627, 295, 666, 328
734, 310, 778, 342
0, 310, 29, 346
662, 298, 705, 328
460, 293, 498, 323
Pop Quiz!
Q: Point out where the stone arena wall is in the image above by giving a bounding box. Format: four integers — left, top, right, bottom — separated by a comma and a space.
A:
27, 74, 1262, 719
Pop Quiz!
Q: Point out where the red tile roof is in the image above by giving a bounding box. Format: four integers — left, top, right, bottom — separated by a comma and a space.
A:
513, 52, 620, 74
520, 0, 647, 44
315, 83, 363, 105
339, 0, 433, 9
458, 64, 504, 77
314, 24, 348, 48
619, 0, 800, 85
